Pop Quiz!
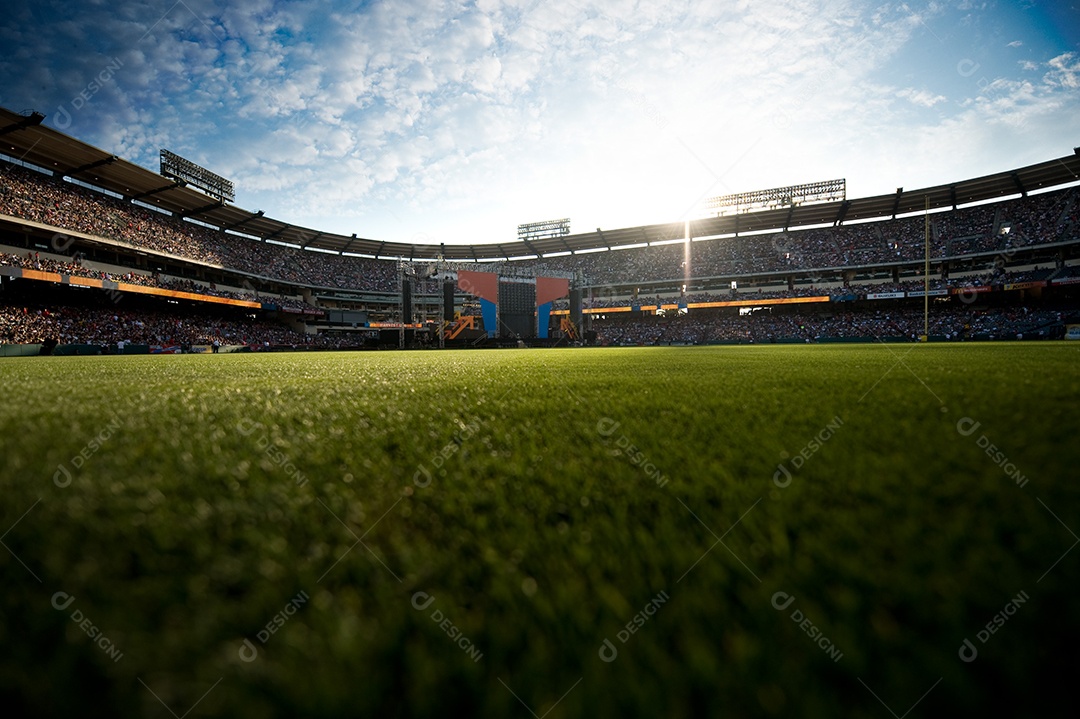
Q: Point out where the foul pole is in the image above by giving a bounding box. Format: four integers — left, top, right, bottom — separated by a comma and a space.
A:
923, 195, 930, 341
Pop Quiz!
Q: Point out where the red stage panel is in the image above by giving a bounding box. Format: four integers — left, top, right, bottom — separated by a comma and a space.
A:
536, 276, 569, 306
457, 270, 499, 303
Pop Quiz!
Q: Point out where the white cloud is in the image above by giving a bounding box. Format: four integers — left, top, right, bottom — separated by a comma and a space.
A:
896, 87, 948, 107
1007, 40, 1023, 47
1045, 52, 1080, 90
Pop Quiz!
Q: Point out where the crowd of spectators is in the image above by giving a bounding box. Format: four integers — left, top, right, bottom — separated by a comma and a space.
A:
0, 301, 349, 348
0, 250, 157, 286
553, 266, 1070, 310
594, 305, 1069, 345
0, 251, 318, 310
526, 189, 1078, 285
0, 164, 397, 292
2, 160, 1076, 297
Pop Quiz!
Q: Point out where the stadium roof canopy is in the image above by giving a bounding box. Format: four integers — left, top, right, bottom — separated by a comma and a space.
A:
3, 107, 1079, 261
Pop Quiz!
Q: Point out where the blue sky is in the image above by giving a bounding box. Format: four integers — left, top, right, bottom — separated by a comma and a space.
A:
1, 0, 1078, 246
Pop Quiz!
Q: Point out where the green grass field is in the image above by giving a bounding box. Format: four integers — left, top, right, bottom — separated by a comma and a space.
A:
1, 344, 1078, 717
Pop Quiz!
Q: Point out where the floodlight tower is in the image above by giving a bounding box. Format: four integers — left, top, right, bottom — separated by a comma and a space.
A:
397, 261, 404, 350
437, 251, 446, 350
398, 260, 414, 349
923, 196, 930, 342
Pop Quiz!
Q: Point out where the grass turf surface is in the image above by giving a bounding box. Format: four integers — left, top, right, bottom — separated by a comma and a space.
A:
1, 344, 1078, 717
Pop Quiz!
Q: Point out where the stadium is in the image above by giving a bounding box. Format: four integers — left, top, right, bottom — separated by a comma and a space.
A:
2, 2, 1079, 717
2, 109, 1079, 352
